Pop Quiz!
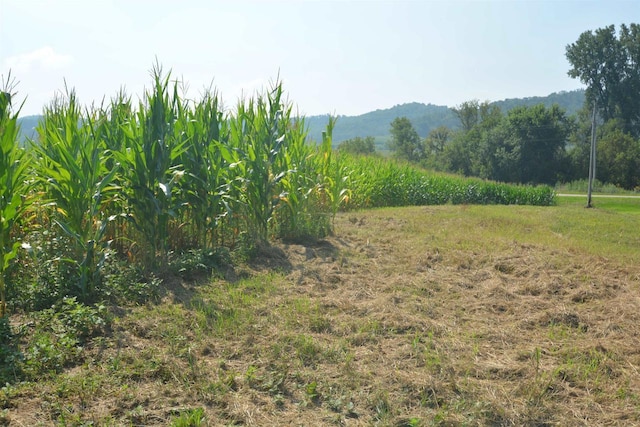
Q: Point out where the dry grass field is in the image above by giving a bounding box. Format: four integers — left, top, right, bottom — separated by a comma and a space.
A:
3, 200, 640, 426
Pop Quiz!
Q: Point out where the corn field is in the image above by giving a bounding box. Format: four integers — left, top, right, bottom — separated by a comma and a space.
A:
344, 156, 556, 208
0, 65, 555, 315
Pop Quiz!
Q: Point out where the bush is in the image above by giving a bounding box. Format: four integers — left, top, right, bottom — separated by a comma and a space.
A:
22, 297, 108, 378
337, 136, 376, 155
0, 317, 22, 384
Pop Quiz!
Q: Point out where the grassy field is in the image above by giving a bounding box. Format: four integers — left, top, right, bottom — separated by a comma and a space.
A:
2, 198, 639, 426
557, 193, 640, 213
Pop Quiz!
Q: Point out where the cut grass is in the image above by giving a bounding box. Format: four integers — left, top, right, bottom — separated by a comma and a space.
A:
4, 203, 640, 425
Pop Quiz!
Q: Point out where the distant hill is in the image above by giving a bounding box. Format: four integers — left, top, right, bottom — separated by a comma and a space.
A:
305, 89, 586, 147
304, 102, 459, 149
16, 115, 40, 145
490, 90, 585, 118
16, 89, 586, 148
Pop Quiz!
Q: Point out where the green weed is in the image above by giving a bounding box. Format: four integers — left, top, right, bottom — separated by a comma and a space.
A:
170, 407, 206, 427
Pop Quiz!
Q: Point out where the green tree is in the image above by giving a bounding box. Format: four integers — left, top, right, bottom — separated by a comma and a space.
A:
423, 126, 452, 171
478, 102, 502, 129
388, 117, 423, 162
596, 120, 640, 189
444, 104, 569, 184
424, 126, 451, 155
566, 106, 595, 182
337, 136, 376, 155
451, 100, 480, 132
566, 23, 640, 137
490, 105, 571, 184
441, 102, 503, 178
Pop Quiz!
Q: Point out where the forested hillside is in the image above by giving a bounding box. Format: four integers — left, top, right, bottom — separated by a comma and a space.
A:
491, 90, 585, 116
304, 103, 458, 146
304, 89, 585, 144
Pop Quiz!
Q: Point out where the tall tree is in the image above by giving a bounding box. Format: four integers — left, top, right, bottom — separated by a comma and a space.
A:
441, 102, 503, 178
566, 23, 640, 137
501, 105, 571, 184
596, 120, 640, 189
388, 117, 423, 162
451, 100, 480, 132
423, 126, 452, 171
566, 106, 594, 182
424, 126, 451, 155
451, 100, 497, 133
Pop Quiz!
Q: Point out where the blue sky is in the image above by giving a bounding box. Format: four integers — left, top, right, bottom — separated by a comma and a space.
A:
0, 0, 637, 117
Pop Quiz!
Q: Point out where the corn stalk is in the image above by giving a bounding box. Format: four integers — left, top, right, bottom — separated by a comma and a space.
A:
273, 117, 324, 240
222, 83, 292, 246
34, 88, 119, 301
114, 63, 187, 268
178, 89, 231, 251
0, 81, 30, 317
318, 117, 351, 221
93, 91, 134, 254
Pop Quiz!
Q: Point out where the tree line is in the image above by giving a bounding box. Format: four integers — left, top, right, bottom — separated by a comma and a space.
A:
341, 23, 640, 191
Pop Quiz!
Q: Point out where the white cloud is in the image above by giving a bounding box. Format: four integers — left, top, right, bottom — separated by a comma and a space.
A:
3, 46, 73, 73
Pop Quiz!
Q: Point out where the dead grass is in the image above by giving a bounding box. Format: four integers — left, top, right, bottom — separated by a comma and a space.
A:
3, 204, 640, 426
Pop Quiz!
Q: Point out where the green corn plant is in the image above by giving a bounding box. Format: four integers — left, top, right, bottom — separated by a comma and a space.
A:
114, 63, 187, 268
93, 90, 134, 254
317, 117, 351, 221
273, 117, 321, 240
275, 116, 350, 240
0, 81, 31, 317
96, 89, 133, 167
222, 82, 293, 246
33, 88, 120, 301
178, 89, 231, 251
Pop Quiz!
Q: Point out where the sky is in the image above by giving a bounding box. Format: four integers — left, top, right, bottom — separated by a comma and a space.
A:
0, 0, 638, 117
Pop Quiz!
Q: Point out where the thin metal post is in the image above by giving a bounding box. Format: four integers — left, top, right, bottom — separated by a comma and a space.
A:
587, 100, 597, 208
